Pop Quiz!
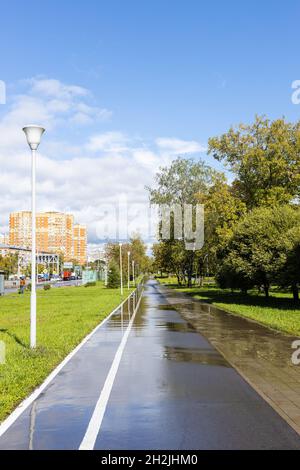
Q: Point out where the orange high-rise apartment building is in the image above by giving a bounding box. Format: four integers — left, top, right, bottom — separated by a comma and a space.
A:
73, 224, 88, 266
9, 211, 87, 265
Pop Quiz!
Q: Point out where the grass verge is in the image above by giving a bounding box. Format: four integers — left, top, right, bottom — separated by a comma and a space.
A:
0, 282, 132, 422
157, 277, 300, 337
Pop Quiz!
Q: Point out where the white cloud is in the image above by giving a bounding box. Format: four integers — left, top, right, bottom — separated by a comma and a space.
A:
156, 137, 207, 154
86, 131, 129, 153
0, 77, 208, 246
132, 148, 159, 168
29, 78, 89, 99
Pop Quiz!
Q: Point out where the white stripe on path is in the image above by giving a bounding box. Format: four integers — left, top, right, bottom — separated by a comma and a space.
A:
79, 289, 143, 450
0, 292, 134, 439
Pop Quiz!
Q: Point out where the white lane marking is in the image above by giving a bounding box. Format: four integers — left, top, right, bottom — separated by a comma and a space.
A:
79, 289, 143, 450
0, 292, 134, 439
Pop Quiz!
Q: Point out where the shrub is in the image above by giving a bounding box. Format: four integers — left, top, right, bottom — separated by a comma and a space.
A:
107, 262, 120, 288
217, 205, 300, 297
84, 281, 96, 287
43, 284, 51, 291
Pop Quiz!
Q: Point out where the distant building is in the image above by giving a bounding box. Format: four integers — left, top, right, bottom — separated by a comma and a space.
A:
9, 211, 87, 265
73, 224, 87, 266
9, 211, 32, 249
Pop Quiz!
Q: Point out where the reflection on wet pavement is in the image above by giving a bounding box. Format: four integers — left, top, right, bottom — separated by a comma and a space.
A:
95, 281, 300, 450
0, 290, 141, 450
156, 321, 195, 332
162, 346, 229, 366
158, 283, 300, 435
1, 281, 300, 450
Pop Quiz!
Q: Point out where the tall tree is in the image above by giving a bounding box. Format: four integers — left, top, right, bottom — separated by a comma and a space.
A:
197, 174, 247, 271
208, 116, 300, 208
147, 157, 219, 287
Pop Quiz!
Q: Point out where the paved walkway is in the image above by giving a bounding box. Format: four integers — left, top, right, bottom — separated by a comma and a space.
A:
0, 280, 300, 449
157, 283, 300, 436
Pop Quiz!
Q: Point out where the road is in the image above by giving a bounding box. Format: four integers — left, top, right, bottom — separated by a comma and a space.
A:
0, 280, 300, 449
4, 279, 81, 294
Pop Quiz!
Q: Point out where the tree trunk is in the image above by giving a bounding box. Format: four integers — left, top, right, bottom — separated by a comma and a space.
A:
292, 284, 299, 302
187, 251, 195, 288
263, 284, 269, 298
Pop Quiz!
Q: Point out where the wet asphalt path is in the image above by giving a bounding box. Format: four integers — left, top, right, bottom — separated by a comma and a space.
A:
1, 280, 300, 449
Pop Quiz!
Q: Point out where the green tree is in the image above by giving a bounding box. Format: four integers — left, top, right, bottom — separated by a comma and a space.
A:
277, 226, 300, 301
197, 174, 247, 272
105, 236, 149, 282
107, 262, 121, 289
208, 116, 300, 209
217, 205, 300, 297
147, 157, 219, 287
0, 253, 18, 278
152, 240, 187, 285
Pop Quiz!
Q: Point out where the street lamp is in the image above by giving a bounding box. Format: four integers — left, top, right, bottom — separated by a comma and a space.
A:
132, 259, 135, 287
127, 251, 131, 290
98, 249, 101, 279
119, 242, 123, 296
104, 255, 108, 287
23, 125, 45, 348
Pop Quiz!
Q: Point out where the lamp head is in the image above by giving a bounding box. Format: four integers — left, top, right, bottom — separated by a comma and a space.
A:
23, 125, 45, 150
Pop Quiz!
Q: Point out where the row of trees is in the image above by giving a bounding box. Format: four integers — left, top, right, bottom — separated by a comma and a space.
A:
150, 115, 300, 300
105, 236, 150, 288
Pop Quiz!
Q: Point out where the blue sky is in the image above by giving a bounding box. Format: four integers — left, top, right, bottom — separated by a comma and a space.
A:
0, 0, 300, 247
1, 0, 300, 139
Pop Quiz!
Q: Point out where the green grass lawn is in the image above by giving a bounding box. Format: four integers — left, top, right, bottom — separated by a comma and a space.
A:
157, 277, 300, 337
0, 282, 132, 422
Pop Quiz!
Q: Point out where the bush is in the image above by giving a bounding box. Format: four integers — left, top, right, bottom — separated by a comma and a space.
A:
107, 262, 120, 288
43, 284, 51, 291
84, 281, 96, 288
216, 259, 254, 293
217, 205, 300, 297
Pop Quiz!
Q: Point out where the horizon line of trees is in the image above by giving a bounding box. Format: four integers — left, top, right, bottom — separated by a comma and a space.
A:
149, 115, 300, 301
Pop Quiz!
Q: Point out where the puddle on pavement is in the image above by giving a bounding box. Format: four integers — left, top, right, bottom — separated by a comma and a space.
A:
156, 321, 195, 332
165, 295, 299, 367
162, 346, 229, 366
157, 304, 178, 311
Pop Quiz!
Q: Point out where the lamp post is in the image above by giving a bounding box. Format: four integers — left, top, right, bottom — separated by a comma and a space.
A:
127, 251, 131, 290
104, 257, 108, 287
132, 260, 135, 287
98, 249, 101, 280
119, 242, 123, 296
23, 125, 45, 349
